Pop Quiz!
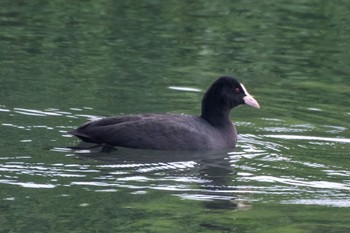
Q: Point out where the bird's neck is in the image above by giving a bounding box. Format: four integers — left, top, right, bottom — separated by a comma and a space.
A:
200, 100, 231, 127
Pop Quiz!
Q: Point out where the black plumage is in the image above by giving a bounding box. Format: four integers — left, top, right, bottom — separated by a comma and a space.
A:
69, 76, 260, 151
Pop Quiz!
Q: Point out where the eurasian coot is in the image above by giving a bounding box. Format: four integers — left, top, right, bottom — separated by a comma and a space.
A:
69, 76, 260, 151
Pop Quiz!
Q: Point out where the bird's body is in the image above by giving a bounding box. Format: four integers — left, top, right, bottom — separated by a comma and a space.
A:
69, 76, 259, 151
72, 114, 237, 151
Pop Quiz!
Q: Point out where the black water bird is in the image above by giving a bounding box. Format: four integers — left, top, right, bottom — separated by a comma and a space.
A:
69, 76, 260, 151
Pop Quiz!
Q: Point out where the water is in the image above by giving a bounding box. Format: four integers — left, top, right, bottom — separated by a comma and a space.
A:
1, 1, 350, 232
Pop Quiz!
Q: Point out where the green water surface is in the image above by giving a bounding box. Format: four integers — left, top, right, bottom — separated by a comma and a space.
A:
1, 1, 350, 233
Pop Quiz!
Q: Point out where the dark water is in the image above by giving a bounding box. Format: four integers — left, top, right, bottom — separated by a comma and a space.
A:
1, 1, 350, 232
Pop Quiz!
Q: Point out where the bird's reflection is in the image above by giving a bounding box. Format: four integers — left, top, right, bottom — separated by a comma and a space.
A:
71, 145, 248, 210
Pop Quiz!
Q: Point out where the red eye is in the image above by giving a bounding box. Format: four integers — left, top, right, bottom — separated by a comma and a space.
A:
234, 88, 240, 94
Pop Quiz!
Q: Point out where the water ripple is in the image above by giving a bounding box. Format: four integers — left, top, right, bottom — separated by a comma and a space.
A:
281, 199, 350, 207
0, 179, 56, 188
265, 134, 350, 143
14, 108, 63, 116
168, 86, 202, 92
242, 176, 350, 191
